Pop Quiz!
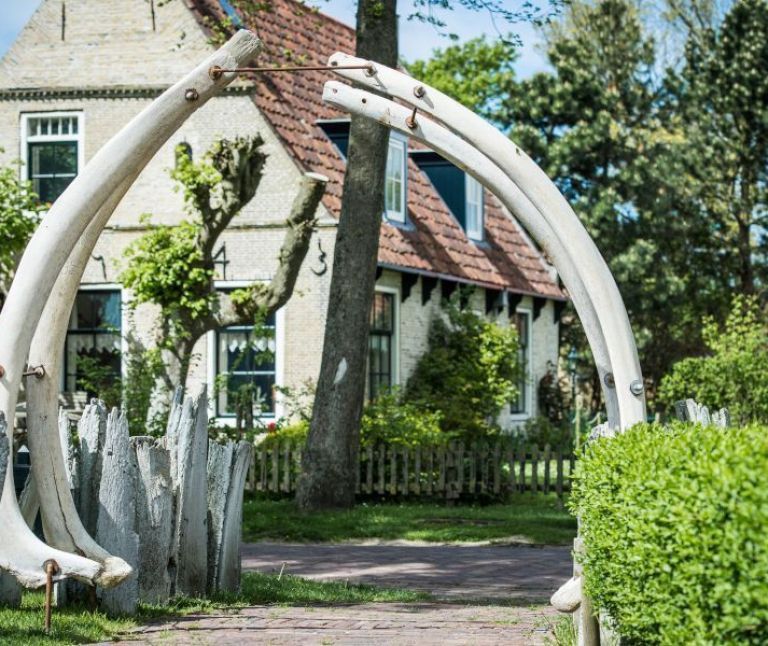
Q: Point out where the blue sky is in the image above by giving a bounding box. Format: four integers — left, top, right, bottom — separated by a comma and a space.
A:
0, 0, 549, 77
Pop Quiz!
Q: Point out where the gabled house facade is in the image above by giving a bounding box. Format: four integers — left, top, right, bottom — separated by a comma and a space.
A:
0, 0, 566, 427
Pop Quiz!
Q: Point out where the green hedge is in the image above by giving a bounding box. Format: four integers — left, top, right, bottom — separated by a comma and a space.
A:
571, 422, 768, 644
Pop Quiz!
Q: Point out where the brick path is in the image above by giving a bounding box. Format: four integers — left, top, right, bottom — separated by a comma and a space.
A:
243, 542, 572, 601
114, 543, 572, 644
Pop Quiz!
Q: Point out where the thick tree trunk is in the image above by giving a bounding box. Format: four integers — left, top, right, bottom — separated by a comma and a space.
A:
296, 0, 398, 509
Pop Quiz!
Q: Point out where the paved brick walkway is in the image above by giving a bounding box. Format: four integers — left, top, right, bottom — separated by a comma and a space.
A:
126, 603, 562, 645
113, 543, 572, 644
243, 542, 572, 601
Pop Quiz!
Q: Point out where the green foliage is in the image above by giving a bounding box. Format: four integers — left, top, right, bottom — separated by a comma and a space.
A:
123, 341, 165, 435
658, 295, 768, 425
73, 354, 122, 409
406, 36, 517, 119
519, 416, 571, 450
360, 389, 444, 447
405, 299, 519, 438
260, 391, 443, 449
571, 422, 768, 644
0, 158, 40, 294
120, 216, 214, 330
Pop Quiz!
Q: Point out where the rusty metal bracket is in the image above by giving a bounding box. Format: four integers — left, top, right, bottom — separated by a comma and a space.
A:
44, 559, 59, 633
22, 365, 46, 379
208, 63, 373, 81
405, 106, 419, 129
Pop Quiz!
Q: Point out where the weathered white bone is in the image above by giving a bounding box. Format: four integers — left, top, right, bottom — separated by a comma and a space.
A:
551, 576, 582, 612
0, 416, 7, 504
328, 55, 647, 431
206, 441, 234, 593
0, 29, 262, 589
27, 195, 133, 579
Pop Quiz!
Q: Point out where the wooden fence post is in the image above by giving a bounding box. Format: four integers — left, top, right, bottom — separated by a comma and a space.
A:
133, 436, 173, 604
97, 409, 139, 615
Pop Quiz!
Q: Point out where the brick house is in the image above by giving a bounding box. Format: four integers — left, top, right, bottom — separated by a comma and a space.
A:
0, 0, 565, 427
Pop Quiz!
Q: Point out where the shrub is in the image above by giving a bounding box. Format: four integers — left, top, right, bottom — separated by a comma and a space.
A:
360, 390, 445, 447
571, 422, 768, 644
405, 298, 519, 439
658, 296, 768, 425
258, 391, 444, 449
519, 416, 571, 449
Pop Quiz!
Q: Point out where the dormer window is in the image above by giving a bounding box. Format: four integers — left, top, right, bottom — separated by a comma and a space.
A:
384, 134, 407, 224
465, 175, 484, 241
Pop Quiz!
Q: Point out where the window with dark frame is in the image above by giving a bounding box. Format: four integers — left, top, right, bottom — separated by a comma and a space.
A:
510, 310, 531, 414
369, 292, 395, 400
215, 311, 277, 418
64, 290, 122, 396
24, 113, 81, 205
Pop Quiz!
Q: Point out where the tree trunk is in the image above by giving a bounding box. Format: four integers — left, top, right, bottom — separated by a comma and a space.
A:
296, 0, 398, 509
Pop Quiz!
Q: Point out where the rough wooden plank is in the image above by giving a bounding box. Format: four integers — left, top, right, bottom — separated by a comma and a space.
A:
401, 447, 409, 495
259, 445, 267, 491
480, 442, 489, 494
377, 444, 385, 495
437, 446, 446, 494
78, 400, 107, 536
518, 445, 526, 493
543, 445, 551, 494
507, 446, 516, 493
531, 445, 539, 494
426, 446, 434, 495
132, 436, 173, 604
216, 441, 251, 593
413, 447, 421, 495
282, 442, 291, 493
456, 442, 465, 495
270, 447, 279, 493
389, 446, 397, 496
97, 409, 139, 615
556, 449, 564, 499
468, 442, 477, 495
492, 443, 501, 494
165, 386, 185, 485
172, 390, 209, 597
365, 446, 373, 494
206, 440, 234, 594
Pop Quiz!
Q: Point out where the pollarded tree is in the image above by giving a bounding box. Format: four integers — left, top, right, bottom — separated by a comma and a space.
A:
120, 136, 326, 419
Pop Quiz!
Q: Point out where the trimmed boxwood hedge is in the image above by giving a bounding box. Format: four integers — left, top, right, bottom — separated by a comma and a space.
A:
571, 422, 768, 645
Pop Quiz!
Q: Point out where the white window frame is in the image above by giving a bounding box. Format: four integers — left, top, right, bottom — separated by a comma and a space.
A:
206, 281, 285, 426
509, 306, 533, 420
20, 111, 85, 204
465, 174, 484, 241
368, 285, 401, 398
384, 133, 408, 224
61, 283, 125, 391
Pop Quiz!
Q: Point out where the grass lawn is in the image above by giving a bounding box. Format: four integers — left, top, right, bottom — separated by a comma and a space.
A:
243, 494, 576, 545
0, 572, 428, 645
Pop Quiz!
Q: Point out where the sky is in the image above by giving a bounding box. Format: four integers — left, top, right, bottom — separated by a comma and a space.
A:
0, 0, 550, 78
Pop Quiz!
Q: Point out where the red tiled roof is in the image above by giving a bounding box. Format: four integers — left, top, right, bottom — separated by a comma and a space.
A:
186, 0, 564, 299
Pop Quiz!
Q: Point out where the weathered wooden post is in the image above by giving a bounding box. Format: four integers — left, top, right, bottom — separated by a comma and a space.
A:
132, 437, 173, 604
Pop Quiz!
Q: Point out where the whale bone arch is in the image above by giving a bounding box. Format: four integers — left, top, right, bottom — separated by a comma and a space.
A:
327, 54, 647, 430
0, 30, 262, 589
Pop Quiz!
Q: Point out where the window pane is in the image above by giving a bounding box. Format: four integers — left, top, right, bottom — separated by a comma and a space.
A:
368, 292, 395, 400
511, 311, 530, 414
70, 290, 121, 331
385, 138, 406, 221
64, 291, 122, 396
369, 292, 393, 331
215, 313, 277, 417
29, 141, 78, 203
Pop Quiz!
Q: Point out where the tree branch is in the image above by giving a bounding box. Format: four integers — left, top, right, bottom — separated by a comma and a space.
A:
214, 172, 328, 327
